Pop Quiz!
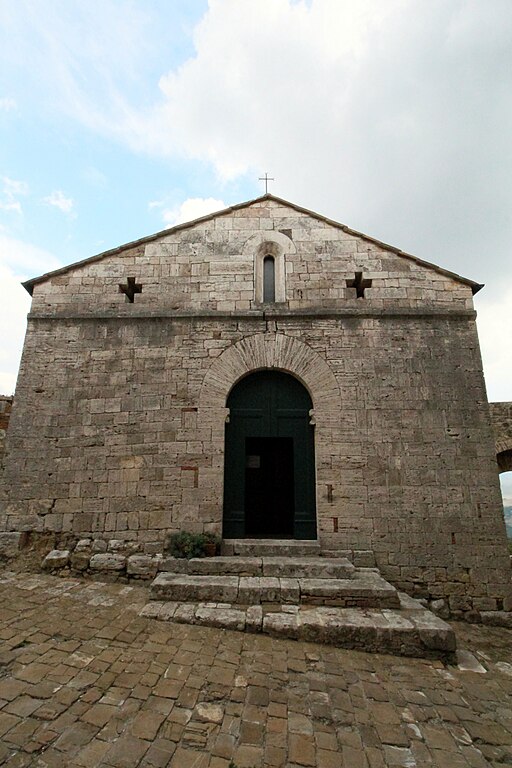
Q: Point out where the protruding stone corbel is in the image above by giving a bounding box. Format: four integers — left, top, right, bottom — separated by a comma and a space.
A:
225, 409, 230, 424
309, 408, 316, 426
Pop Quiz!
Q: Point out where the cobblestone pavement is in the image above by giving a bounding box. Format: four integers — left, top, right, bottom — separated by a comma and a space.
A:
0, 571, 511, 768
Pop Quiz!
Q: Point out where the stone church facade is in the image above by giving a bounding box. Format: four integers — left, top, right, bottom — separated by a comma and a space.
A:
1, 195, 510, 612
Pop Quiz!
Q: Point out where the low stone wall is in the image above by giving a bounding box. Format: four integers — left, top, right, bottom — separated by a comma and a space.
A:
42, 539, 162, 581
0, 530, 163, 580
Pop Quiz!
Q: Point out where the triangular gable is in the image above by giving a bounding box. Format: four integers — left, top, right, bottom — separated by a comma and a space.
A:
22, 194, 483, 295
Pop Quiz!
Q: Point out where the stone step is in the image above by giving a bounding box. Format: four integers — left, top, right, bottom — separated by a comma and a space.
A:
140, 593, 456, 662
299, 574, 399, 608
150, 571, 400, 608
159, 555, 356, 579
221, 538, 321, 557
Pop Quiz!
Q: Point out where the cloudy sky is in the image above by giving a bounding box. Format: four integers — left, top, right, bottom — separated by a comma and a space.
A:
1, 0, 511, 496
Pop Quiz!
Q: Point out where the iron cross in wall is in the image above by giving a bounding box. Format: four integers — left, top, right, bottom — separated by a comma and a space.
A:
119, 276, 142, 303
346, 271, 372, 298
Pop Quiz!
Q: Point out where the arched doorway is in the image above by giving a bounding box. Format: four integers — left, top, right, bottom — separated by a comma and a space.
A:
223, 371, 317, 539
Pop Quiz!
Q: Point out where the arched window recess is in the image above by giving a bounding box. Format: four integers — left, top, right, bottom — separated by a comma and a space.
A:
255, 241, 286, 303
263, 256, 276, 302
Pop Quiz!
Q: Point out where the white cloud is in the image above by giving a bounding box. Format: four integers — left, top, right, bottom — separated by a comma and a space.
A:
126, 0, 511, 284
4, 1, 512, 282
0, 259, 29, 394
20, 0, 500, 312
0, 176, 28, 216
475, 286, 512, 403
0, 236, 61, 394
0, 0, 160, 137
161, 197, 227, 226
0, 97, 17, 112
82, 167, 107, 188
0, 234, 61, 280
2, 177, 28, 197
2, 0, 512, 402
0, 201, 22, 215
43, 190, 74, 215
148, 0, 406, 176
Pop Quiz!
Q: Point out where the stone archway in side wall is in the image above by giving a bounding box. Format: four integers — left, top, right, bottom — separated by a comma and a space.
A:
199, 332, 340, 415
495, 437, 512, 473
497, 448, 512, 473
490, 402, 512, 472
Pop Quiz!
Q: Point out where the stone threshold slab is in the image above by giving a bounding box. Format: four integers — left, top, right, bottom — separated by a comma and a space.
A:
221, 539, 322, 557
140, 594, 456, 662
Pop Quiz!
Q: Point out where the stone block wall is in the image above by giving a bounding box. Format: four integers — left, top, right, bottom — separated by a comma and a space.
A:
28, 199, 474, 316
490, 402, 512, 472
1, 196, 510, 611
0, 396, 13, 468
2, 315, 509, 611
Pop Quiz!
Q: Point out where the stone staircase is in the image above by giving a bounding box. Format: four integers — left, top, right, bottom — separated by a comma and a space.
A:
145, 540, 456, 661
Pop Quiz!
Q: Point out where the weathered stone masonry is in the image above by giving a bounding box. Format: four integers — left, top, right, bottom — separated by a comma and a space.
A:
490, 402, 512, 472
0, 195, 510, 612
0, 396, 13, 467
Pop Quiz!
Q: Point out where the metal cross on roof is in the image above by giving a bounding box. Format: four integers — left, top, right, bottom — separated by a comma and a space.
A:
258, 172, 275, 194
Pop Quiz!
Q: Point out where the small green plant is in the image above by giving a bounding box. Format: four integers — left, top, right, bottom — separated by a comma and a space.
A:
202, 531, 221, 555
167, 531, 220, 559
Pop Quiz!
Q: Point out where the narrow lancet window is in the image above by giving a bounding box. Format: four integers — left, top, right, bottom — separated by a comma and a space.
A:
263, 256, 275, 302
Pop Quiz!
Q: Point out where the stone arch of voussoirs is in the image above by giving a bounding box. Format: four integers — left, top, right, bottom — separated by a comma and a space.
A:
199, 332, 340, 414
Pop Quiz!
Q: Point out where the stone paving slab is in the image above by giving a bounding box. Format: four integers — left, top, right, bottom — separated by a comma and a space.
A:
1, 570, 512, 768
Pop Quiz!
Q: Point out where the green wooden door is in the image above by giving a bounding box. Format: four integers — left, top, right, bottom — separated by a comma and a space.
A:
223, 371, 317, 539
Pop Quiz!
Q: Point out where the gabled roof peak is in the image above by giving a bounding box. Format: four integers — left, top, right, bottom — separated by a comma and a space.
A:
22, 193, 483, 295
